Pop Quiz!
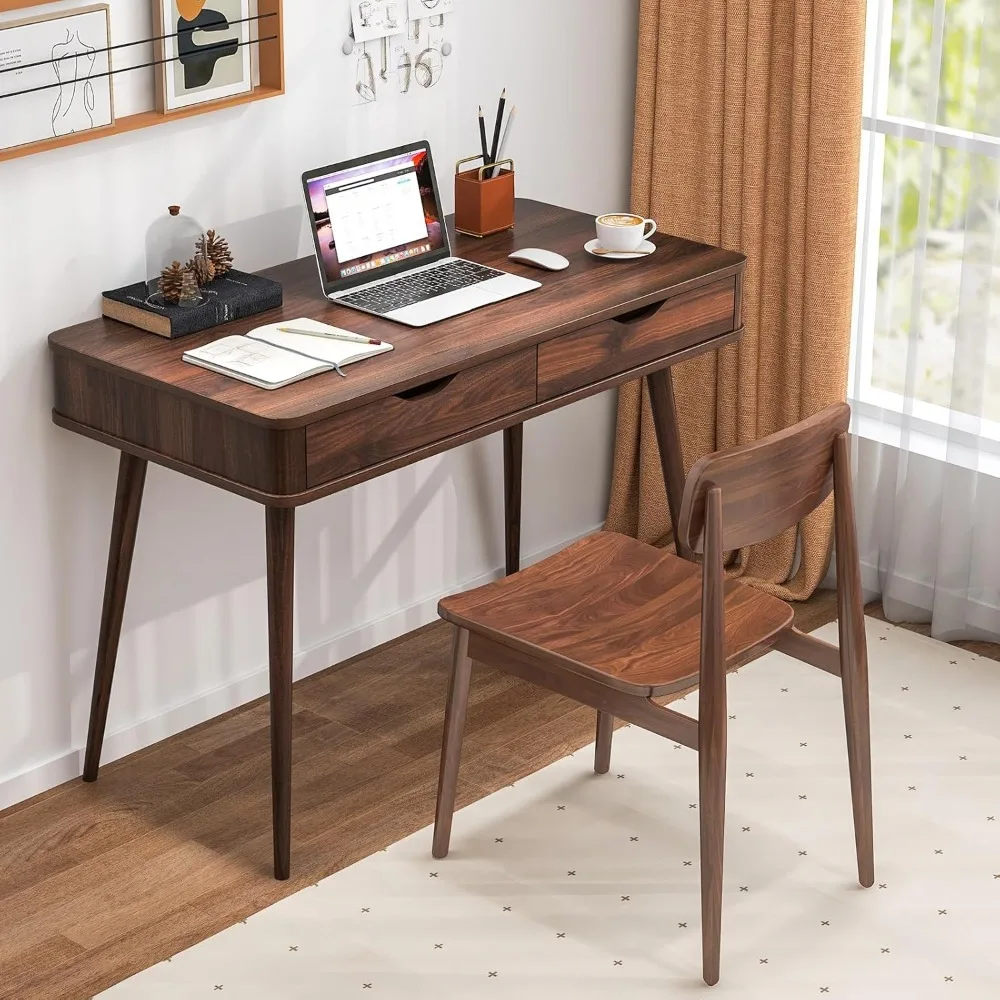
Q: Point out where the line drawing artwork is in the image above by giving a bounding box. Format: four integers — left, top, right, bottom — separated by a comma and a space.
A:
354, 42, 376, 104
351, 0, 403, 43
350, 20, 449, 106
407, 0, 455, 20
50, 28, 98, 136
0, 6, 113, 154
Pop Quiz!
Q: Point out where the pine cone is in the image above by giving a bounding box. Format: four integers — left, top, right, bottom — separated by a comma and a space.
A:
159, 260, 186, 303
178, 268, 200, 305
186, 252, 216, 287
198, 229, 234, 277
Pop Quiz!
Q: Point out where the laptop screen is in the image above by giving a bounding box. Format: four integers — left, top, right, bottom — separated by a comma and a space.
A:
304, 146, 447, 289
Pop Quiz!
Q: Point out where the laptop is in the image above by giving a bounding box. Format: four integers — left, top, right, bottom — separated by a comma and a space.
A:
302, 141, 540, 327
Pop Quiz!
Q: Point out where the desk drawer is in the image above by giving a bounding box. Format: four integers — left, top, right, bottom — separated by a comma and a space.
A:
537, 278, 737, 401
306, 350, 537, 486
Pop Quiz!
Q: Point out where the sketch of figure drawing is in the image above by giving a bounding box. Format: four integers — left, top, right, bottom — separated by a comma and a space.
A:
50, 28, 98, 136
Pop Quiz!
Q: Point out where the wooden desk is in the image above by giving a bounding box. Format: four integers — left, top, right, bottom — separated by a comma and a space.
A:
49, 199, 745, 880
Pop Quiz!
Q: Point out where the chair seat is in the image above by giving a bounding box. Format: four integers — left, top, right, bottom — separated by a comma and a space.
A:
439, 531, 794, 697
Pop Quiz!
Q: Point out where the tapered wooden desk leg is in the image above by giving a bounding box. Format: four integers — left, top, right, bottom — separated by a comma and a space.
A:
83, 452, 147, 782
594, 711, 614, 774
433, 628, 472, 859
647, 367, 692, 560
504, 423, 523, 576
266, 506, 295, 881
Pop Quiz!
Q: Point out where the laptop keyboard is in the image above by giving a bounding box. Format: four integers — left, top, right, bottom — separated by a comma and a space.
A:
338, 260, 504, 315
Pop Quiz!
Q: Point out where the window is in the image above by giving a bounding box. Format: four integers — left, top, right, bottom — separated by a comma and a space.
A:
851, 0, 1000, 459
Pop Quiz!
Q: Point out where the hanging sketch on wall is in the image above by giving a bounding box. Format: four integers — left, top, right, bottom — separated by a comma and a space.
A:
154, 0, 253, 112
352, 41, 376, 104
350, 0, 404, 43
344, 1, 452, 106
0, 4, 113, 153
407, 0, 455, 19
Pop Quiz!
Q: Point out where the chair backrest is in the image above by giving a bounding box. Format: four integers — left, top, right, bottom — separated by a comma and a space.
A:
676, 402, 851, 555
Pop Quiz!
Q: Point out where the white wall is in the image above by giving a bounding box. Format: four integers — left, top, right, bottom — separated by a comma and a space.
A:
0, 0, 639, 807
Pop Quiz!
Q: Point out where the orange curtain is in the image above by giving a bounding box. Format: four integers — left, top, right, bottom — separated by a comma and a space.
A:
606, 0, 867, 599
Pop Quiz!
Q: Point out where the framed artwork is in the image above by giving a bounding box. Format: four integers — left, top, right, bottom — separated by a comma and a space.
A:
154, 0, 253, 112
0, 4, 113, 154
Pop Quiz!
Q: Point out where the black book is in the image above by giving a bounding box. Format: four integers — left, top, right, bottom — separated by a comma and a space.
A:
102, 270, 283, 338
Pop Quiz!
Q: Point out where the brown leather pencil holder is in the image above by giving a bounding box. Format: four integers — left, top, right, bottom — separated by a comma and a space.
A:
454, 156, 515, 237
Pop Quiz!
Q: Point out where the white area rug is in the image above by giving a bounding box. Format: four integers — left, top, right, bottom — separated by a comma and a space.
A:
101, 620, 1000, 998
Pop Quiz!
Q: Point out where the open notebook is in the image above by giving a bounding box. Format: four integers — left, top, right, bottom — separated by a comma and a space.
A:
182, 318, 393, 389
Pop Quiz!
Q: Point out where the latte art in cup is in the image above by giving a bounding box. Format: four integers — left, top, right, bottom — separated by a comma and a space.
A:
595, 212, 657, 253
597, 213, 645, 227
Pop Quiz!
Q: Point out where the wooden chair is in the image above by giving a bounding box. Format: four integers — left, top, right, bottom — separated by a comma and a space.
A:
431, 401, 872, 986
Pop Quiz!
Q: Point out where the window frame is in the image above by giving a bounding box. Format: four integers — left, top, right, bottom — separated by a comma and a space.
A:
850, 0, 1000, 475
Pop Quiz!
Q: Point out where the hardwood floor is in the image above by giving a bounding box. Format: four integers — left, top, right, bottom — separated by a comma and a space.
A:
0, 589, 991, 999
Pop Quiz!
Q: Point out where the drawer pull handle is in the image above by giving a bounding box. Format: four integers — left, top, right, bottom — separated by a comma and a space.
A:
395, 374, 457, 401
614, 301, 666, 325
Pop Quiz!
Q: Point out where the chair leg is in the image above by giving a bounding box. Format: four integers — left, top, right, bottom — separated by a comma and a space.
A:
841, 642, 874, 887
432, 628, 473, 860
834, 432, 875, 888
699, 485, 727, 987
699, 711, 726, 986
594, 711, 613, 774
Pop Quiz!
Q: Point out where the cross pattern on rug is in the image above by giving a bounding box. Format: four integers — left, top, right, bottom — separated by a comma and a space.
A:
100, 620, 1000, 998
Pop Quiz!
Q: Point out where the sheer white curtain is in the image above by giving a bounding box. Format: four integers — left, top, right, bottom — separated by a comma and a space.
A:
850, 0, 1000, 640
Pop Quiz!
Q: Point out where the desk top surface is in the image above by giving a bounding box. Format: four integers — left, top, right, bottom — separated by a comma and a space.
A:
49, 200, 744, 429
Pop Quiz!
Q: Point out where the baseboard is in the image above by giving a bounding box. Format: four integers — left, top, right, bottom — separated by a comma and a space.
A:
0, 524, 603, 812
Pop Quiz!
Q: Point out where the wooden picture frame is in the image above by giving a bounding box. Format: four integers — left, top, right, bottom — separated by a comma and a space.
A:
153, 0, 253, 113
0, 4, 113, 154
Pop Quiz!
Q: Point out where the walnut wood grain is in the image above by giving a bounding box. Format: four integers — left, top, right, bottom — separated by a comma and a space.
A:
698, 486, 727, 987
82, 453, 147, 782
433, 404, 874, 987
49, 201, 745, 430
305, 351, 535, 486
463, 632, 701, 750
593, 711, 614, 774
439, 531, 793, 697
47, 200, 748, 886
431, 628, 472, 860
647, 366, 692, 560
51, 326, 743, 508
834, 432, 875, 888
536, 279, 735, 400
677, 403, 852, 555
773, 627, 842, 676
266, 506, 295, 881
503, 424, 523, 576
53, 355, 307, 495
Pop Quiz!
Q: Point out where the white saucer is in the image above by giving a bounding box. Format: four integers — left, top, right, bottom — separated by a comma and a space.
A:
584, 238, 656, 260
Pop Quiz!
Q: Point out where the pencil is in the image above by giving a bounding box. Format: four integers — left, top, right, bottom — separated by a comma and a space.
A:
277, 326, 382, 345
489, 88, 506, 166
478, 106, 490, 166
491, 105, 516, 177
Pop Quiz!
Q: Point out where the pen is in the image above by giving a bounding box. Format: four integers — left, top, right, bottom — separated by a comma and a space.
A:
489, 87, 506, 166
277, 325, 382, 346
478, 105, 490, 166
491, 105, 515, 177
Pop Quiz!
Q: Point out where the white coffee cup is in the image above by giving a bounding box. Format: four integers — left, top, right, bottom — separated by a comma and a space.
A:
596, 213, 657, 252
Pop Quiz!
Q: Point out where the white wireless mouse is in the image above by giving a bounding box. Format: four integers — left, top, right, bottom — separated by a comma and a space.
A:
507, 247, 570, 271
